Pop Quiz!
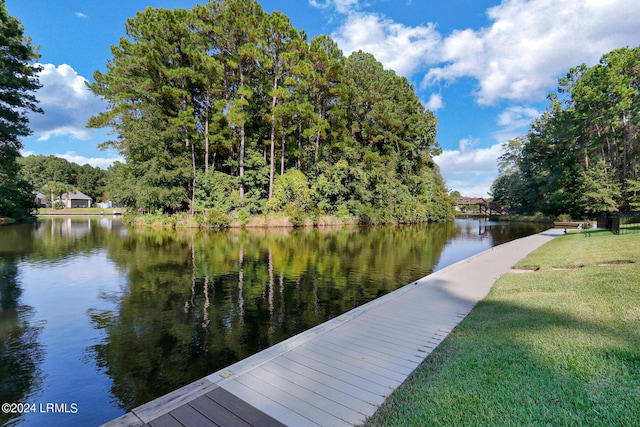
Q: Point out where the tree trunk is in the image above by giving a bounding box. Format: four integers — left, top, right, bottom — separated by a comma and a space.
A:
269, 117, 276, 199
315, 106, 323, 163
204, 88, 211, 174
622, 110, 629, 189
281, 133, 285, 175
297, 123, 302, 170
239, 69, 245, 200
268, 73, 278, 200
239, 125, 245, 199
191, 138, 196, 216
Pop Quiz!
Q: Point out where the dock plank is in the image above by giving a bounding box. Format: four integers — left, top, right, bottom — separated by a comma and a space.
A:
222, 380, 321, 427
205, 388, 286, 427
326, 325, 426, 361
274, 353, 388, 404
249, 365, 366, 425
301, 337, 415, 376
317, 334, 422, 371
170, 404, 218, 427
345, 315, 442, 345
359, 302, 466, 329
305, 335, 414, 376
236, 371, 349, 427
187, 395, 249, 427
260, 359, 378, 416
133, 379, 218, 423
356, 310, 458, 335
146, 414, 183, 427
290, 344, 407, 386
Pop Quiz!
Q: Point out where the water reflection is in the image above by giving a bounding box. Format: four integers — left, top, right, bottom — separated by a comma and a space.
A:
0, 255, 45, 427
0, 217, 548, 425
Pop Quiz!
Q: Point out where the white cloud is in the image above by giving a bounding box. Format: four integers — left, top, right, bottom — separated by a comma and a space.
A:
309, 0, 359, 14
424, 0, 640, 105
434, 139, 502, 176
319, 0, 640, 106
424, 93, 444, 111
313, 0, 442, 78
496, 106, 540, 130
445, 176, 497, 198
20, 149, 123, 169
28, 63, 107, 141
332, 12, 441, 77
75, 12, 88, 18
493, 105, 540, 143
56, 152, 123, 169
433, 139, 503, 196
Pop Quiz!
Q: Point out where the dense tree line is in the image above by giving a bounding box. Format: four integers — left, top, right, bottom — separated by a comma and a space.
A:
0, 2, 41, 220
17, 155, 107, 205
491, 46, 640, 217
88, 0, 453, 224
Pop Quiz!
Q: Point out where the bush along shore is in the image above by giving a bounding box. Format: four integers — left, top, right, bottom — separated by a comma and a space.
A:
31, 208, 597, 229
119, 208, 430, 229
365, 229, 640, 426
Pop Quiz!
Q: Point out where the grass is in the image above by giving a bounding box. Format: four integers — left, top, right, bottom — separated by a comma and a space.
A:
37, 207, 122, 214
364, 229, 640, 426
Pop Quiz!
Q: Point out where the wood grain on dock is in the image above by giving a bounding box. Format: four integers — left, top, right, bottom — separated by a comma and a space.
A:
102, 229, 562, 427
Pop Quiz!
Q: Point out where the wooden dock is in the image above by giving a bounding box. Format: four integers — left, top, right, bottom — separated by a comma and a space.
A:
102, 229, 563, 427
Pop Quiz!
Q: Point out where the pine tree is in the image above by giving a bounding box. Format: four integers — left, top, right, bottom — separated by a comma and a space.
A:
0, 1, 42, 220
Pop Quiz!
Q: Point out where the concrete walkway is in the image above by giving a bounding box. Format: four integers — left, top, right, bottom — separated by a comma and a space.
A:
102, 228, 564, 427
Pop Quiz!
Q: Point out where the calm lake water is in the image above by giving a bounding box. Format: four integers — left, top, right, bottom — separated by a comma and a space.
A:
0, 217, 547, 426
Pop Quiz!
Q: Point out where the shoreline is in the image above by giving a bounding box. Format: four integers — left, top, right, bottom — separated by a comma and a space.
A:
34, 211, 454, 229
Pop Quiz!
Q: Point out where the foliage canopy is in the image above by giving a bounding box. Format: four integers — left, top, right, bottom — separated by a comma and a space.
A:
0, 1, 41, 220
491, 46, 640, 217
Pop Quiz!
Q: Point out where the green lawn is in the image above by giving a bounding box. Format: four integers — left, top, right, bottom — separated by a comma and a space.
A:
37, 207, 122, 214
364, 230, 640, 426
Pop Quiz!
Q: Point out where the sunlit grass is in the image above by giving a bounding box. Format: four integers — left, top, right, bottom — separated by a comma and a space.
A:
364, 230, 640, 426
37, 207, 121, 214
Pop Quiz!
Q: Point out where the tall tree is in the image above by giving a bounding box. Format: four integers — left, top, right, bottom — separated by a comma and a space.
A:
579, 159, 622, 213
210, 0, 265, 200
190, 5, 224, 174
0, 1, 42, 220
307, 35, 343, 163
260, 11, 301, 199
88, 7, 200, 213
491, 46, 640, 216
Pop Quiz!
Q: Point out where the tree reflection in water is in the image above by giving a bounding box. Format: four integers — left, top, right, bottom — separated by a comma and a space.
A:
0, 256, 46, 427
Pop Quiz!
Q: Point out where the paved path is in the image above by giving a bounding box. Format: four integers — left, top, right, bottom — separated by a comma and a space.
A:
102, 228, 563, 427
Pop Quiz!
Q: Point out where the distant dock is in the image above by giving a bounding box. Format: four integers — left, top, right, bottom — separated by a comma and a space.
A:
102, 229, 563, 427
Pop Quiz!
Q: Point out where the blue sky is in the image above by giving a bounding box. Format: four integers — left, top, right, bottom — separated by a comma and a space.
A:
7, 0, 640, 196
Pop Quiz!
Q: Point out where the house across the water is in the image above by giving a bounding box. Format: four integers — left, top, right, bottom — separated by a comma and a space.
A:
58, 191, 92, 208
34, 192, 48, 207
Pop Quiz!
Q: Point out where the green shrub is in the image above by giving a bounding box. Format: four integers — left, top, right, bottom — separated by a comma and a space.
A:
284, 202, 306, 227
203, 208, 230, 228
237, 208, 249, 227
268, 169, 314, 213
194, 171, 240, 212
557, 213, 573, 222
336, 203, 351, 222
